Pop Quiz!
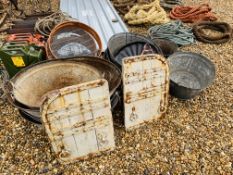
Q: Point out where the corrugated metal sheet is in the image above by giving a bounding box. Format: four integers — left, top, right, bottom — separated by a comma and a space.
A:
41, 79, 115, 164
60, 0, 128, 50
122, 54, 169, 129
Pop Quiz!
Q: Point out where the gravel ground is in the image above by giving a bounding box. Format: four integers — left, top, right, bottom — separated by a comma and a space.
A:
0, 0, 233, 174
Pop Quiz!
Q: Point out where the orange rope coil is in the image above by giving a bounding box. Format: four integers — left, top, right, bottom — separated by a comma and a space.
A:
169, 4, 217, 23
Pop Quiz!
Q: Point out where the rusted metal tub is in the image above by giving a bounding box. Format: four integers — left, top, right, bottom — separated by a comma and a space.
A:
6, 57, 121, 123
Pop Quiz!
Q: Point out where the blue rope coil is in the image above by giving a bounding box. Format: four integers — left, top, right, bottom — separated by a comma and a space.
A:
148, 20, 195, 46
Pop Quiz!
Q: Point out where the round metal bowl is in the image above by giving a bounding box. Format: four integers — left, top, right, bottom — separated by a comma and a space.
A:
6, 57, 121, 124
168, 52, 216, 99
152, 39, 178, 58
11, 60, 102, 108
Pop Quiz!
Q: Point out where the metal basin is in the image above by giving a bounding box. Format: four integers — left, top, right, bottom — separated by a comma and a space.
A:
168, 52, 216, 99
10, 60, 101, 108
68, 56, 122, 96
7, 57, 121, 124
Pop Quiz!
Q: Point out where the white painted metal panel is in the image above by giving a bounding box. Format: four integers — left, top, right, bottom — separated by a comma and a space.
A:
41, 79, 115, 164
60, 0, 128, 49
122, 54, 169, 129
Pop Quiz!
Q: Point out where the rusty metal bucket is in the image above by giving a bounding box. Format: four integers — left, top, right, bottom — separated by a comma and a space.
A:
48, 21, 103, 59
6, 57, 121, 123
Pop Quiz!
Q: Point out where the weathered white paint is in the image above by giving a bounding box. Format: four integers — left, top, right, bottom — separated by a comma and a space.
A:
122, 54, 169, 130
41, 79, 115, 164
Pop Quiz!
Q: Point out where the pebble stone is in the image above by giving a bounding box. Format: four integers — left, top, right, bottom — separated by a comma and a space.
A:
0, 0, 233, 174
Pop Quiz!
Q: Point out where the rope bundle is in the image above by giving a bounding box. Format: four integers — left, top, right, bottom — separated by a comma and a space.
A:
112, 0, 153, 15
160, 0, 182, 10
112, 0, 135, 14
148, 20, 195, 46
170, 4, 217, 23
193, 22, 232, 44
124, 0, 170, 25
34, 11, 70, 37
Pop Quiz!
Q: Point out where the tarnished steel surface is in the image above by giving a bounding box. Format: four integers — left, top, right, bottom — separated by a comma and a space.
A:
7, 57, 121, 123
168, 52, 216, 99
60, 0, 128, 49
68, 56, 122, 96
10, 60, 102, 108
41, 79, 115, 163
122, 54, 169, 129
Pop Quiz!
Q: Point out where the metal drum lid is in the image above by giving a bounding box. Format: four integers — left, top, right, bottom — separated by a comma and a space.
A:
41, 79, 115, 163
122, 54, 169, 129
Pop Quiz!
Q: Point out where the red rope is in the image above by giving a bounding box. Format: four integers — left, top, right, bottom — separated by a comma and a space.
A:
169, 4, 217, 23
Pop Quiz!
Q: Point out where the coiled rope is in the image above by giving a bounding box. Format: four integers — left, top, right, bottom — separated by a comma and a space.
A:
124, 0, 170, 25
148, 20, 195, 46
112, 0, 136, 14
160, 0, 182, 10
170, 4, 217, 23
193, 22, 232, 44
34, 11, 70, 37
111, 0, 153, 15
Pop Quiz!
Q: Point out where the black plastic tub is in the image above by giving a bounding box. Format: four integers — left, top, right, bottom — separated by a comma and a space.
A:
113, 41, 162, 67
168, 52, 216, 99
106, 32, 162, 65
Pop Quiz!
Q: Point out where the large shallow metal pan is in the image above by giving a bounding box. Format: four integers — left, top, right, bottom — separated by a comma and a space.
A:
68, 56, 121, 95
168, 52, 216, 99
10, 60, 101, 108
6, 57, 121, 123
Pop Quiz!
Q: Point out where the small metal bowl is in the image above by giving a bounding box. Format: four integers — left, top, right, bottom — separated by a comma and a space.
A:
152, 39, 178, 58
168, 52, 216, 99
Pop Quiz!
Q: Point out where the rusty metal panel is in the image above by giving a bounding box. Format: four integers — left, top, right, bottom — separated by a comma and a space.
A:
41, 79, 115, 164
122, 54, 169, 129
60, 0, 128, 49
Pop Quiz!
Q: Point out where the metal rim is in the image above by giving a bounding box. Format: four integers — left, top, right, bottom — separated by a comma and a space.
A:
168, 51, 216, 90
48, 21, 103, 58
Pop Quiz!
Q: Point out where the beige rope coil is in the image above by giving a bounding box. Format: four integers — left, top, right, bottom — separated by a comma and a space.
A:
124, 0, 170, 25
